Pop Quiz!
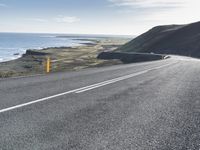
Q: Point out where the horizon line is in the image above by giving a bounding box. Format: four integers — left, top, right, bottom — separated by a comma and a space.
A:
0, 31, 136, 37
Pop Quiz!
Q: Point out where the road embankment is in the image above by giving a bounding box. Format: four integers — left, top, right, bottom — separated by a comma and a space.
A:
97, 52, 164, 63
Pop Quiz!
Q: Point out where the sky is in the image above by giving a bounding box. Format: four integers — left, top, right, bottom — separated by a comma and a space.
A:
0, 0, 200, 35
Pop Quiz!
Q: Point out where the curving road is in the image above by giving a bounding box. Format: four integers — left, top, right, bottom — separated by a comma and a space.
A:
0, 56, 199, 150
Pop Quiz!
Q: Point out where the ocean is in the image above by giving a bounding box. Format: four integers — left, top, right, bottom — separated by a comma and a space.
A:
0, 33, 95, 62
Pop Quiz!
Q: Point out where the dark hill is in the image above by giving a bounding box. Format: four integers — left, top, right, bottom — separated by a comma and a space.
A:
118, 21, 200, 58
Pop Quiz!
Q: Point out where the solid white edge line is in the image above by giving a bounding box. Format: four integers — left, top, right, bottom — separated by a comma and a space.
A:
0, 62, 175, 113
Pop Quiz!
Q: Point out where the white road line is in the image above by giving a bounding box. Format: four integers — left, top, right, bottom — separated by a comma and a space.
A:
0, 90, 77, 113
75, 70, 148, 93
75, 63, 173, 93
0, 63, 174, 113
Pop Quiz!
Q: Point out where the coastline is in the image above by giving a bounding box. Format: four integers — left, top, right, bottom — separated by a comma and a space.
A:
0, 38, 96, 63
0, 37, 130, 78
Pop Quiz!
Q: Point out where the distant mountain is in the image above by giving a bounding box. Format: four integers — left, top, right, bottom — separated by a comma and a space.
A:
118, 21, 200, 58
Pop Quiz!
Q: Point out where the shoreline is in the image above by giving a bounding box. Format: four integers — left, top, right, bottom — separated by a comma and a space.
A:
0, 37, 130, 78
0, 38, 97, 63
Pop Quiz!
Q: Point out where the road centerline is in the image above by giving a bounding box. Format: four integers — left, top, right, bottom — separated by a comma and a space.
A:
75, 70, 148, 93
0, 62, 175, 113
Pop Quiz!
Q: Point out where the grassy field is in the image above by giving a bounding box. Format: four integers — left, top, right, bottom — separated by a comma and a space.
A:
0, 37, 130, 78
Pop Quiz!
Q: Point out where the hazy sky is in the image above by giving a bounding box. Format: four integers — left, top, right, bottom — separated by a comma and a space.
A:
0, 0, 200, 35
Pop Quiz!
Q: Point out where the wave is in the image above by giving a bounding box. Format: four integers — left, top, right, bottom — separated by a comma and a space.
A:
0, 55, 21, 62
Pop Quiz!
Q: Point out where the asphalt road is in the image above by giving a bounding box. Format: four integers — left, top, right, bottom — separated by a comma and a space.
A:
0, 56, 199, 150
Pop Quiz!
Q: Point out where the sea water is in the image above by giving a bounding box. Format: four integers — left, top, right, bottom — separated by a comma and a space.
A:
0, 33, 94, 62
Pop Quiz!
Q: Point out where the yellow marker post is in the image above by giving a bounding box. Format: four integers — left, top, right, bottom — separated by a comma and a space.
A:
46, 57, 51, 73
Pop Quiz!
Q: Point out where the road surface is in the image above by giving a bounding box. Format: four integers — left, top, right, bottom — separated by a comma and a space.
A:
0, 56, 199, 150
